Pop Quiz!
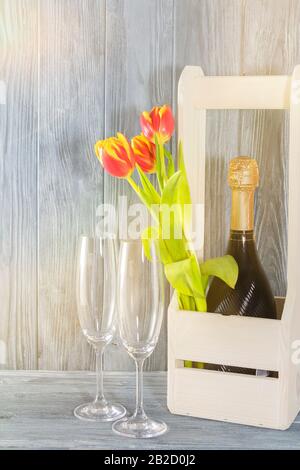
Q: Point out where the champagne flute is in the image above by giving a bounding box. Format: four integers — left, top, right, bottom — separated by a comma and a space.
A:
74, 236, 126, 421
112, 239, 168, 438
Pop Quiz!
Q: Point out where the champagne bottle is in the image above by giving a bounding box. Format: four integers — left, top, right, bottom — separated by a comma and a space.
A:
206, 156, 277, 375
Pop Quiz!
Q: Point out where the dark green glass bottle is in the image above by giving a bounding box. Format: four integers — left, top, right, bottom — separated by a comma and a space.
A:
206, 157, 277, 375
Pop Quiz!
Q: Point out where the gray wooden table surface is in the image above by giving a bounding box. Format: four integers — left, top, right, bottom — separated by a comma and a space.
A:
1, 371, 300, 450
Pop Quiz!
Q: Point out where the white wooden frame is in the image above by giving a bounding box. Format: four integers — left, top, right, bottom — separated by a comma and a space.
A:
167, 66, 300, 429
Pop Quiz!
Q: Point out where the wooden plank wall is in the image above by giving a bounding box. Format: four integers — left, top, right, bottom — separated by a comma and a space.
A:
0, 0, 38, 369
0, 0, 299, 370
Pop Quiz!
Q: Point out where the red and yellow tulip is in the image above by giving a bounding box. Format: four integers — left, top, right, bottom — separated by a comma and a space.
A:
92, 105, 238, 353
140, 105, 174, 144
131, 134, 156, 173
94, 133, 135, 178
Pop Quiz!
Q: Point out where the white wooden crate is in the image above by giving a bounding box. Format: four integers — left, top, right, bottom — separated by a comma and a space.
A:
167, 66, 300, 430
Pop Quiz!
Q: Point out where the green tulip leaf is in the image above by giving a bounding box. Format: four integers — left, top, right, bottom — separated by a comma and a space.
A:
164, 254, 205, 298
161, 168, 190, 208
136, 187, 159, 223
136, 165, 161, 205
141, 226, 158, 260
141, 226, 173, 265
161, 170, 181, 205
159, 171, 189, 261
164, 148, 175, 178
160, 169, 192, 259
200, 255, 239, 289
154, 134, 164, 192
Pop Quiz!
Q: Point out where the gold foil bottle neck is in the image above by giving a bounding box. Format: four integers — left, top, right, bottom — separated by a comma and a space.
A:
228, 156, 259, 190
229, 157, 258, 231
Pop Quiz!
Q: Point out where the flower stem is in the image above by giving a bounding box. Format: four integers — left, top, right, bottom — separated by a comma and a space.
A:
159, 142, 167, 185
127, 176, 158, 222
127, 176, 140, 193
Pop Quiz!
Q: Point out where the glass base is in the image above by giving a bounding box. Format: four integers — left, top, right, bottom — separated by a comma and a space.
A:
112, 415, 168, 439
74, 401, 126, 422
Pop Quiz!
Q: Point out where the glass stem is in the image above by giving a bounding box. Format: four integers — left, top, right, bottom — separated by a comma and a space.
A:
94, 346, 107, 406
134, 358, 146, 420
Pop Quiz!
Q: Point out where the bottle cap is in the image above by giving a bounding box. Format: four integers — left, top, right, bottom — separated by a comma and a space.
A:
228, 157, 259, 190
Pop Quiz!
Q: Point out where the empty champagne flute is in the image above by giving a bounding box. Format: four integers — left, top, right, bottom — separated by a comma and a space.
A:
74, 236, 126, 421
112, 239, 168, 438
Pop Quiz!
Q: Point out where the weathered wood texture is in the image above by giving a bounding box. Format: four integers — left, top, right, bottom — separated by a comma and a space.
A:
1, 0, 300, 370
1, 371, 300, 449
0, 0, 38, 369
38, 0, 106, 370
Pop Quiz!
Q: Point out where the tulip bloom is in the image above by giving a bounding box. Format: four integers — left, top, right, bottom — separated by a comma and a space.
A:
94, 133, 135, 178
131, 134, 156, 173
140, 105, 174, 144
